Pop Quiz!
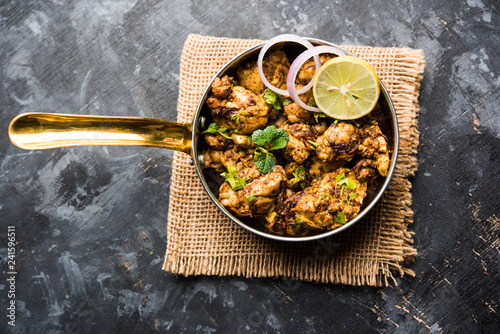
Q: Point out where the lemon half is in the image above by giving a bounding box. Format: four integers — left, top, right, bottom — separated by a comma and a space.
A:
312, 56, 380, 120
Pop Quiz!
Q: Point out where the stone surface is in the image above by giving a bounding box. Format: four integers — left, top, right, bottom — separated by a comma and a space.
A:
1, 0, 499, 333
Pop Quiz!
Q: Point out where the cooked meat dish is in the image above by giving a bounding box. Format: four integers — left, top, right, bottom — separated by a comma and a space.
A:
201, 49, 391, 236
206, 75, 270, 134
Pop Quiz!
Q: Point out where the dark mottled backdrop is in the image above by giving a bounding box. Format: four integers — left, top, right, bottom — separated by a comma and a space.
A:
1, 0, 499, 333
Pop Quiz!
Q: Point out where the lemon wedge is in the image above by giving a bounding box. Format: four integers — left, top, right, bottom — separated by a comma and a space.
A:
312, 56, 380, 120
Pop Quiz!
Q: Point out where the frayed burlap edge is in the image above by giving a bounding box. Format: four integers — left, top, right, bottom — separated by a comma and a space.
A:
162, 34, 425, 287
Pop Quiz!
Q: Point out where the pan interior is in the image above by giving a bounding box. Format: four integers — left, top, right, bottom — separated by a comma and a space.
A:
192, 40, 398, 241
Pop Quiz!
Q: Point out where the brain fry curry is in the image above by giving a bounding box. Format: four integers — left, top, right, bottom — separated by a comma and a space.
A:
200, 48, 390, 237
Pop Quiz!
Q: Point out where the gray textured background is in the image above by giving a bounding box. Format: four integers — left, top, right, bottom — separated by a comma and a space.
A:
1, 0, 499, 333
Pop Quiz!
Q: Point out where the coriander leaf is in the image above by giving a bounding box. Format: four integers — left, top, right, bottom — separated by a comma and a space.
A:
321, 193, 331, 199
231, 113, 240, 124
264, 89, 279, 109
295, 217, 304, 223
264, 89, 289, 110
307, 140, 319, 149
336, 173, 356, 189
346, 192, 357, 205
200, 122, 219, 134
255, 152, 275, 174
344, 191, 357, 205
336, 173, 356, 197
246, 194, 256, 202
334, 212, 346, 225
336, 173, 347, 185
218, 130, 233, 140
231, 110, 249, 124
283, 98, 293, 106
290, 165, 307, 187
308, 96, 317, 107
313, 113, 328, 123
220, 165, 248, 191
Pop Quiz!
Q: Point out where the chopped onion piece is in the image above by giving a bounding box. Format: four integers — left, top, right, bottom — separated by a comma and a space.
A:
286, 45, 346, 112
257, 34, 320, 97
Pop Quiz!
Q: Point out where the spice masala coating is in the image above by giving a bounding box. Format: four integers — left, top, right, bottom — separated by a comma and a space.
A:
201, 50, 390, 236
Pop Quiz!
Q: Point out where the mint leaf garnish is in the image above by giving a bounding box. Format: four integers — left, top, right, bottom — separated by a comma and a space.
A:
251, 126, 289, 174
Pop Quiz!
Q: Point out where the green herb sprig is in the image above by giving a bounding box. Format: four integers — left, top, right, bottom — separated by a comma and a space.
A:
346, 192, 357, 205
335, 173, 357, 203
313, 113, 328, 123
251, 125, 289, 174
200, 122, 233, 139
221, 165, 250, 191
307, 140, 319, 150
246, 194, 256, 202
308, 96, 318, 107
334, 212, 346, 225
231, 110, 249, 124
264, 89, 292, 110
290, 165, 307, 189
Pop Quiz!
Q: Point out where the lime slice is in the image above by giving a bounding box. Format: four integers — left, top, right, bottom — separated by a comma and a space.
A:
312, 56, 380, 120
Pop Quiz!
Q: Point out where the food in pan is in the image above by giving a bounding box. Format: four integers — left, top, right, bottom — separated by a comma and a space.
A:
200, 35, 390, 236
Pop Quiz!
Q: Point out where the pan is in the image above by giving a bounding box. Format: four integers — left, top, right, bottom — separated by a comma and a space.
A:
8, 37, 399, 242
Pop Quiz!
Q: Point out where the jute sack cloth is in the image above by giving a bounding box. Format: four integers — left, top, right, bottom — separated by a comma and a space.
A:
162, 34, 425, 286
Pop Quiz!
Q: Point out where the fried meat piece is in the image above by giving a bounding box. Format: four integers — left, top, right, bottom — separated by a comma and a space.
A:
316, 122, 361, 162
280, 121, 317, 164
202, 147, 253, 172
219, 165, 287, 217
203, 132, 232, 150
358, 119, 390, 177
236, 50, 291, 95
305, 156, 346, 178
232, 134, 255, 149
269, 167, 367, 231
282, 84, 313, 123
236, 61, 265, 95
296, 54, 334, 86
206, 75, 269, 134
261, 50, 291, 91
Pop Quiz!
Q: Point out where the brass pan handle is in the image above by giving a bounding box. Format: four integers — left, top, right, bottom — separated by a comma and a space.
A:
8, 113, 193, 156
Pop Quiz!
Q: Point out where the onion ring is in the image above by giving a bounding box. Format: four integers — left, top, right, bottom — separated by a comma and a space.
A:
286, 45, 346, 112
257, 34, 320, 97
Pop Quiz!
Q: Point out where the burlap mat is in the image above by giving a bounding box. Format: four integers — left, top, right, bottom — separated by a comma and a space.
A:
162, 34, 425, 287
